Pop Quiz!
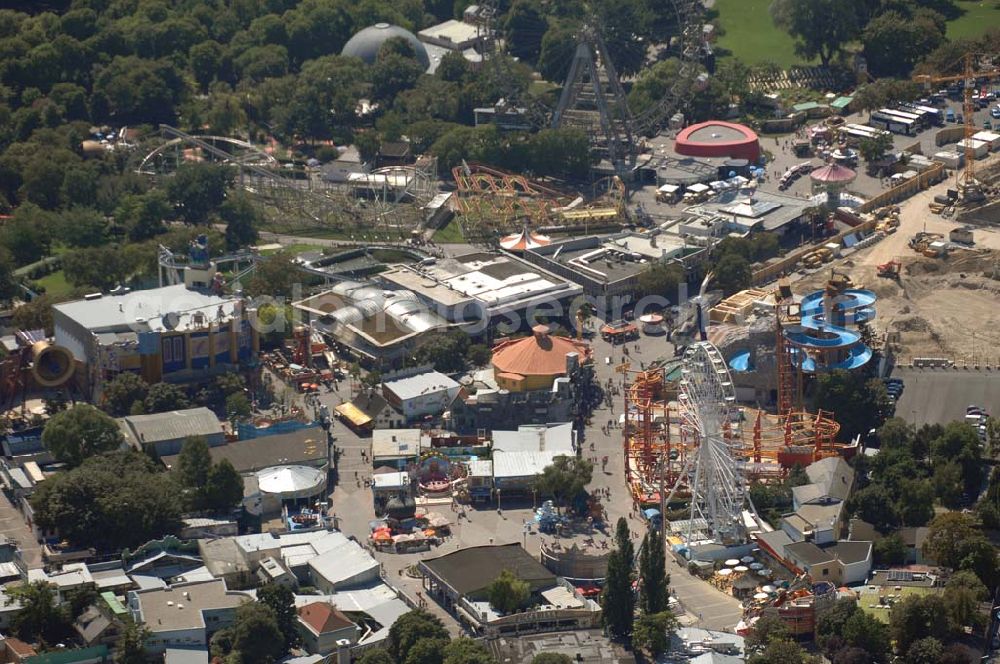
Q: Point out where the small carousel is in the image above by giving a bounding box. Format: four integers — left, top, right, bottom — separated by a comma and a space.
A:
414, 451, 466, 498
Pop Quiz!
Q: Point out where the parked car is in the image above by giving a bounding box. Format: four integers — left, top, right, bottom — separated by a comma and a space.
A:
991, 107, 1000, 119
946, 109, 956, 122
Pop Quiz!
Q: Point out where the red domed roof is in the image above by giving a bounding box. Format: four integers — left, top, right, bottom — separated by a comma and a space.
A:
491, 327, 590, 377
810, 163, 856, 184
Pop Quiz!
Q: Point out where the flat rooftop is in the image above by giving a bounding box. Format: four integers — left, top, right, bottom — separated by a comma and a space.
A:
686, 124, 750, 144
529, 233, 690, 284
132, 580, 250, 632
687, 189, 812, 232
162, 429, 328, 474
379, 252, 580, 314
53, 284, 241, 334
420, 544, 556, 596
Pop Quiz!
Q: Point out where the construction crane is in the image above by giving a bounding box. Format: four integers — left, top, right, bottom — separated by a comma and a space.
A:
913, 53, 1000, 203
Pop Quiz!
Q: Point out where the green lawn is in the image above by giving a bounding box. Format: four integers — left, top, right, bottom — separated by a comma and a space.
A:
857, 586, 937, 624
713, 0, 803, 67
432, 217, 465, 243
946, 2, 1000, 39
33, 270, 74, 298
713, 0, 997, 68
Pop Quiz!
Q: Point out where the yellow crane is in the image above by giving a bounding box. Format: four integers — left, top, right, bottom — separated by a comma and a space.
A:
913, 53, 1000, 203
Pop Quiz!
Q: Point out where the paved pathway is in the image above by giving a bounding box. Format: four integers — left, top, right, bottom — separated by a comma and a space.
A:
311, 322, 743, 635
0, 492, 41, 569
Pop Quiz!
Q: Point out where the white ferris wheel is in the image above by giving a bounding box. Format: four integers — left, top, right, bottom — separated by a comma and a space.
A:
673, 341, 748, 545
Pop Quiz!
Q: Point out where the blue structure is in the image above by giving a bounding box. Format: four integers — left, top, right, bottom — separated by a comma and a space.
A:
728, 280, 876, 375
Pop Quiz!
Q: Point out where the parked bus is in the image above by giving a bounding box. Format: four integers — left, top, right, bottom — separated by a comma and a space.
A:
906, 104, 943, 126
870, 112, 917, 136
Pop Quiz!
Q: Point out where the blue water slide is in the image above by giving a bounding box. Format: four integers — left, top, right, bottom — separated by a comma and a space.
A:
787, 288, 876, 371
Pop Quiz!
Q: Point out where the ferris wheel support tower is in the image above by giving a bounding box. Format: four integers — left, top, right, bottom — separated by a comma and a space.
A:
669, 341, 748, 546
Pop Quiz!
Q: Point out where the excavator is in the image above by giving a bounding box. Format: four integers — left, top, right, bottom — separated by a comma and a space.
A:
877, 260, 901, 280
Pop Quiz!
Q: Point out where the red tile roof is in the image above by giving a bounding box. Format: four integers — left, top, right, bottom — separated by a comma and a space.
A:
297, 602, 355, 635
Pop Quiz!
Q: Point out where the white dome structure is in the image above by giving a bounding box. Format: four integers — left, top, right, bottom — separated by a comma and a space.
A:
257, 465, 326, 500
341, 23, 430, 70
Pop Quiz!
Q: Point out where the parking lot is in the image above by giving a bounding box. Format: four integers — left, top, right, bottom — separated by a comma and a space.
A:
889, 366, 1000, 428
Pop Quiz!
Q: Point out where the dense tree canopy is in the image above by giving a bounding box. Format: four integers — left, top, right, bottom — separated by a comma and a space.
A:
31, 451, 182, 551
41, 403, 124, 466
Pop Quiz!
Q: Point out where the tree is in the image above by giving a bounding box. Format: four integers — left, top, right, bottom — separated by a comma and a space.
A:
504, 0, 547, 63
714, 253, 752, 296
816, 598, 859, 656
858, 133, 893, 166
931, 422, 984, 499
42, 404, 124, 467
601, 549, 634, 640
116, 190, 170, 241
615, 517, 634, 566
52, 206, 106, 249
144, 382, 190, 414
410, 329, 471, 373
889, 594, 953, 652
532, 456, 594, 512
537, 21, 578, 83
633, 611, 677, 657
442, 638, 492, 664
0, 247, 17, 302
403, 638, 447, 664
639, 531, 669, 615
101, 373, 149, 418
637, 262, 684, 300
852, 79, 922, 113
862, 10, 946, 78
487, 568, 531, 613
943, 569, 987, 630
8, 581, 70, 645
357, 651, 395, 664
769, 0, 863, 66
177, 436, 212, 490
225, 602, 285, 664
746, 614, 790, 653
92, 56, 185, 124
115, 619, 151, 664
923, 512, 980, 570
190, 40, 223, 91
226, 392, 252, 422
220, 193, 260, 251
841, 610, 890, 662
165, 163, 234, 225
747, 639, 815, 664
31, 451, 182, 551
815, 371, 891, 442
370, 52, 424, 106
204, 460, 245, 511
244, 253, 297, 299
386, 610, 448, 663
1, 203, 51, 266
873, 532, 906, 566
905, 637, 944, 664
465, 344, 491, 367
257, 583, 300, 650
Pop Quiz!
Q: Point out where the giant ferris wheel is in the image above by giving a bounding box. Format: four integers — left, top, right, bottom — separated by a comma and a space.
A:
672, 341, 748, 545
476, 0, 708, 176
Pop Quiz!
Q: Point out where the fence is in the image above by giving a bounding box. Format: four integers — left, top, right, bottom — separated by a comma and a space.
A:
857, 162, 945, 212
751, 217, 879, 285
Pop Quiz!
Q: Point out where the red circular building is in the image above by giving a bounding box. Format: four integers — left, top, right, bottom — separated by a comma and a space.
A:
675, 121, 761, 163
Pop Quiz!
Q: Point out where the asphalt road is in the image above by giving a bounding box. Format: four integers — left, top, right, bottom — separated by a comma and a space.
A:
890, 366, 1000, 427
